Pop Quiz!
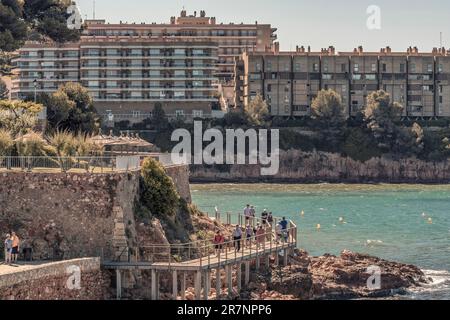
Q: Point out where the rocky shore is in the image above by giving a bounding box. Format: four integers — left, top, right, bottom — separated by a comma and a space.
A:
240, 249, 429, 300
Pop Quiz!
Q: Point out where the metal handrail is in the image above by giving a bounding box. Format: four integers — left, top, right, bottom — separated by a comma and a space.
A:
133, 212, 298, 267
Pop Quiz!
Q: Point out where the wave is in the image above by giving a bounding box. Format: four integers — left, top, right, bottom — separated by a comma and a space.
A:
366, 239, 384, 247
408, 269, 450, 299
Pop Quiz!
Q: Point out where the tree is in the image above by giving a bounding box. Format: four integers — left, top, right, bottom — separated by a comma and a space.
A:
311, 89, 346, 151
0, 128, 13, 161
140, 157, 180, 217
0, 78, 9, 100
0, 99, 43, 136
46, 83, 100, 134
363, 90, 404, 152
151, 102, 169, 131
0, 0, 81, 52
15, 131, 47, 157
245, 94, 269, 126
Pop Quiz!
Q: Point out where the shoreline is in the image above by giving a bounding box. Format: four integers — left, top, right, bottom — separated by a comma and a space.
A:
189, 178, 450, 186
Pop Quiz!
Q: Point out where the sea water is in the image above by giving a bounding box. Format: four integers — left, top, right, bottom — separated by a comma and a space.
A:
191, 184, 450, 300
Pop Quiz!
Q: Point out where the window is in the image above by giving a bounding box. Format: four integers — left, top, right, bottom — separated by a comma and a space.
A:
382, 64, 387, 72
322, 74, 332, 80
341, 85, 347, 92
256, 63, 261, 72
427, 64, 433, 73
400, 64, 405, 73
341, 64, 347, 72
132, 110, 141, 117
440, 96, 443, 104
175, 110, 185, 117
371, 63, 377, 72
352, 74, 362, 80
366, 74, 376, 80
410, 63, 416, 73
323, 63, 329, 72
294, 63, 301, 72
266, 62, 272, 71
439, 64, 444, 73
313, 63, 319, 72
193, 110, 203, 118
267, 84, 272, 92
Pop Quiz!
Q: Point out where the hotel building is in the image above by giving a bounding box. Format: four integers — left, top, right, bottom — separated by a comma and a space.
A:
236, 46, 450, 118
11, 10, 276, 123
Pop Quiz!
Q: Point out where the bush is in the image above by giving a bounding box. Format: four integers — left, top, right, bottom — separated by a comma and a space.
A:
140, 157, 180, 217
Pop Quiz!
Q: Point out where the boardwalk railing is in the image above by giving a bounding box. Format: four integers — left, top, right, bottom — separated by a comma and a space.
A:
117, 212, 298, 270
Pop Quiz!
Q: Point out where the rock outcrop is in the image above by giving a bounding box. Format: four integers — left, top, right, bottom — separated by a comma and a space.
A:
243, 249, 429, 300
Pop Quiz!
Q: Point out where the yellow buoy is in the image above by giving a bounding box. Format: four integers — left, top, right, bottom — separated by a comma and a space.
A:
316, 224, 321, 231
301, 210, 305, 217
339, 217, 345, 223
428, 218, 433, 224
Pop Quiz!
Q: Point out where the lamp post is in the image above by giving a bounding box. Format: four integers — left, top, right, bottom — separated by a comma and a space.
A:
33, 79, 37, 102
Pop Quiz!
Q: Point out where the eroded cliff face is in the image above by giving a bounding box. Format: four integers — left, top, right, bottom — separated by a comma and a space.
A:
191, 150, 450, 183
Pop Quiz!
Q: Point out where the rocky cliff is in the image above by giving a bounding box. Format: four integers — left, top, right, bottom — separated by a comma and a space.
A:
191, 150, 450, 183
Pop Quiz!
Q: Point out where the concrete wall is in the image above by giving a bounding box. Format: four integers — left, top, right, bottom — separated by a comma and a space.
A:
0, 258, 111, 300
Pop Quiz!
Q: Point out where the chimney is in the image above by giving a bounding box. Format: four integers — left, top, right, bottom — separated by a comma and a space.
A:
300, 46, 305, 53
413, 46, 419, 54
433, 47, 438, 55
380, 48, 385, 54
274, 42, 280, 53
308, 46, 311, 53
328, 46, 335, 55
358, 46, 364, 54
170, 16, 176, 24
386, 46, 391, 53
210, 17, 216, 25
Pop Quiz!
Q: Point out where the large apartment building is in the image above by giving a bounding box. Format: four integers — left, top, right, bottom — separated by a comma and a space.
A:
11, 10, 276, 123
236, 46, 450, 118
83, 10, 277, 84
12, 39, 218, 123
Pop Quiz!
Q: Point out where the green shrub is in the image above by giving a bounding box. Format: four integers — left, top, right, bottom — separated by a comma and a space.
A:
140, 157, 180, 217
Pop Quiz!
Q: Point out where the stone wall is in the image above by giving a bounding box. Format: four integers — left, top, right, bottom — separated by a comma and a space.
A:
0, 258, 111, 300
165, 165, 192, 203
0, 170, 140, 260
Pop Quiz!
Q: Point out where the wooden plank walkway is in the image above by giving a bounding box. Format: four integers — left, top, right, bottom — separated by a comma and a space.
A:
103, 239, 295, 272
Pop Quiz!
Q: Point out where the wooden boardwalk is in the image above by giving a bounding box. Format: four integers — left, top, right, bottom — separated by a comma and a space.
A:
102, 213, 298, 300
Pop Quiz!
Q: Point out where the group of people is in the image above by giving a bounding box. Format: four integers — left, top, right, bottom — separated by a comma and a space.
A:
3, 232, 20, 265
212, 205, 290, 256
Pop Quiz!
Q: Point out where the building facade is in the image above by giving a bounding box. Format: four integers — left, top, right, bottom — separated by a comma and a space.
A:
12, 39, 219, 123
83, 10, 277, 84
11, 10, 276, 123
236, 46, 450, 118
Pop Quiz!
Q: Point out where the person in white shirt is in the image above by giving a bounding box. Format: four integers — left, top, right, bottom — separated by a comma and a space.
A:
232, 225, 243, 252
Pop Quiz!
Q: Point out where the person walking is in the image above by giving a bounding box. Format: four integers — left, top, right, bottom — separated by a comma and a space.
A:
213, 231, 225, 256
245, 225, 253, 247
249, 206, 256, 225
232, 225, 243, 252
267, 212, 274, 226
256, 226, 265, 250
261, 209, 269, 226
11, 232, 20, 263
4, 234, 12, 265
244, 205, 251, 223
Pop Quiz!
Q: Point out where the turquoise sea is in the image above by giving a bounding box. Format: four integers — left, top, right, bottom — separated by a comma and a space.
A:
191, 184, 450, 300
